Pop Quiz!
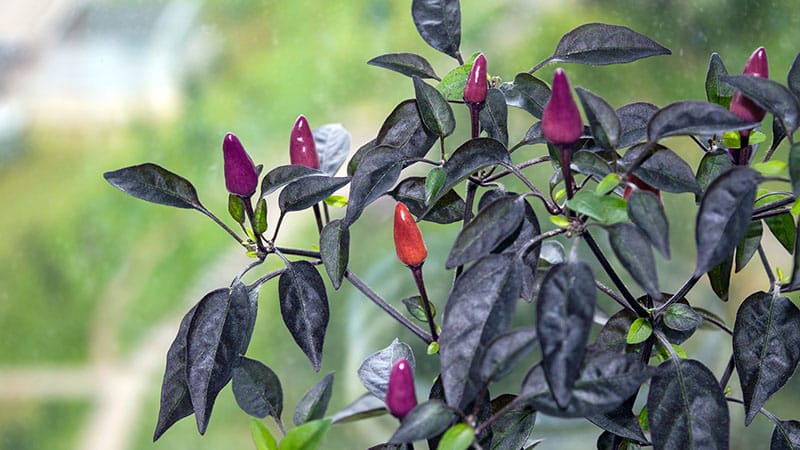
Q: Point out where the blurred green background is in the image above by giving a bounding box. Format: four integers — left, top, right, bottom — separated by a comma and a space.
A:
1, 0, 799, 449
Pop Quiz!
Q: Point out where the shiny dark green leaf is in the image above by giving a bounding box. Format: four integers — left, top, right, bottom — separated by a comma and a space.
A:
232, 356, 283, 419
254, 198, 268, 235
545, 23, 670, 67
480, 327, 537, 383
536, 261, 596, 408
480, 88, 509, 147
414, 76, 455, 137
358, 339, 415, 401
626, 318, 652, 345
104, 163, 204, 210
627, 190, 670, 258
388, 400, 457, 444
331, 393, 387, 424
279, 176, 350, 212
314, 124, 351, 177
608, 222, 660, 299
411, 0, 461, 61
260, 165, 324, 198
771, 116, 787, 155
294, 372, 334, 426
623, 144, 701, 194
376, 99, 438, 160
343, 146, 404, 227
498, 73, 551, 119
425, 167, 446, 205
280, 418, 331, 450
765, 212, 795, 253
705, 53, 733, 108
402, 296, 435, 322
617, 102, 658, 148
648, 359, 728, 450
390, 177, 465, 224
771, 419, 800, 450
707, 255, 733, 301
735, 220, 762, 272
319, 219, 349, 289
490, 396, 537, 450
576, 87, 621, 150
368, 52, 440, 80
437, 61, 472, 101
733, 292, 800, 425
722, 74, 800, 134
439, 253, 520, 409
694, 167, 760, 276
279, 261, 329, 371
228, 194, 245, 224
696, 149, 733, 201
572, 150, 612, 178
647, 101, 755, 142
447, 195, 526, 268
520, 352, 654, 417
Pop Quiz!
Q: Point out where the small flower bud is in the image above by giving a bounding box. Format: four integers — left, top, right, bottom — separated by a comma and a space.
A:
394, 202, 427, 267
289, 115, 320, 169
463, 53, 488, 105
730, 47, 769, 123
222, 132, 258, 197
386, 358, 417, 419
542, 68, 583, 146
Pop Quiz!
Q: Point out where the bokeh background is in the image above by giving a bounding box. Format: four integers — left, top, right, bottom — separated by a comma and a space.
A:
1, 0, 799, 449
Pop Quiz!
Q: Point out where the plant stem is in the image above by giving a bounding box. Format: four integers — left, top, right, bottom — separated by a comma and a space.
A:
198, 206, 246, 247
560, 146, 575, 201
312, 204, 324, 233
654, 274, 701, 317
594, 280, 633, 313
411, 265, 438, 341
583, 231, 648, 317
275, 247, 321, 259
752, 207, 792, 221
345, 270, 433, 344
527, 57, 552, 75
501, 162, 560, 214
243, 199, 268, 257
757, 244, 776, 292
725, 397, 783, 427
483, 156, 551, 183
470, 106, 481, 139
249, 268, 285, 291
752, 196, 795, 216
270, 211, 286, 244
719, 356, 735, 390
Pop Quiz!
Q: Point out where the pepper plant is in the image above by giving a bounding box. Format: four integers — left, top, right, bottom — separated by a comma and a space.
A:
104, 1, 800, 448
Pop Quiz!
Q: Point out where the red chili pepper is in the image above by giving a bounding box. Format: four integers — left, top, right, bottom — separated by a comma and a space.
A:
394, 202, 427, 267
542, 68, 583, 146
386, 358, 417, 419
463, 53, 488, 106
729, 47, 768, 124
222, 132, 258, 197
289, 114, 320, 169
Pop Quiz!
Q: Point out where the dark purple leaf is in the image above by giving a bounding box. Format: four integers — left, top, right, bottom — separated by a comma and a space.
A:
413, 76, 455, 137
694, 167, 760, 276
232, 356, 283, 419
388, 400, 457, 444
368, 52, 440, 80
376, 99, 437, 160
572, 150, 613, 178
536, 261, 596, 408
733, 292, 800, 425
279, 261, 329, 371
498, 73, 551, 119
588, 405, 649, 445
647, 359, 729, 450
439, 253, 520, 409
104, 163, 203, 210
722, 74, 800, 134
410, 0, 461, 61
319, 219, 349, 289
662, 303, 702, 333
480, 88, 509, 147
608, 222, 660, 300
389, 177, 465, 224
627, 190, 670, 258
358, 339, 415, 401
331, 393, 387, 424
790, 143, 800, 198
576, 87, 621, 150
616, 102, 657, 148
707, 255, 733, 301
343, 146, 405, 227
764, 212, 795, 253
293, 372, 335, 425
261, 165, 325, 197
547, 23, 670, 66
622, 144, 701, 194
734, 220, 762, 272
347, 139, 377, 177
705, 52, 733, 109
480, 327, 538, 383
771, 420, 800, 450
490, 395, 537, 450
279, 176, 350, 212
647, 101, 755, 142
696, 149, 733, 201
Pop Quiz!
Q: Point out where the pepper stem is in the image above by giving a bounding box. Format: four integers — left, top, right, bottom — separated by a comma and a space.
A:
411, 264, 438, 342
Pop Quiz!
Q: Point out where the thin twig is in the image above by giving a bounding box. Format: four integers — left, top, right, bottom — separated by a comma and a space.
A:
653, 274, 701, 318
583, 231, 648, 317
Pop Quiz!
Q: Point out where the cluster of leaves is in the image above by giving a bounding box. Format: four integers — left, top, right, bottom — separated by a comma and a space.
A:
104, 0, 800, 448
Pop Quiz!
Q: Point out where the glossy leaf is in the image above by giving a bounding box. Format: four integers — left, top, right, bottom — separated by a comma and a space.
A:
765, 212, 795, 253
588, 405, 649, 445
545, 23, 670, 66
647, 359, 728, 450
294, 372, 335, 426
576, 87, 621, 150
368, 52, 440, 80
446, 195, 526, 268
390, 177, 465, 224
260, 165, 324, 198
437, 61, 472, 101
734, 220, 762, 272
279, 418, 331, 450
251, 419, 278, 450
232, 356, 283, 419
104, 163, 203, 210
647, 101, 755, 142
722, 74, 800, 134
358, 339, 415, 401
617, 102, 658, 148
480, 88, 509, 147
608, 222, 660, 299
187, 282, 257, 434
696, 149, 733, 200
490, 396, 537, 450
627, 190, 670, 258
705, 52, 733, 108
498, 73, 551, 119
593, 309, 640, 354
626, 318, 652, 345
388, 400, 457, 444
663, 304, 702, 332
733, 292, 800, 425
771, 420, 800, 450
480, 327, 538, 383
411, 0, 461, 61
228, 194, 245, 224
314, 124, 351, 176
414, 76, 455, 137
425, 167, 446, 205
331, 393, 387, 424
520, 352, 654, 417
423, 138, 511, 214
572, 150, 613, 178
437, 424, 474, 450
319, 219, 349, 289
254, 198, 268, 235
623, 144, 701, 194
439, 253, 520, 409
694, 167, 760, 276
707, 255, 733, 301
279, 176, 350, 212
403, 295, 436, 322
536, 261, 596, 408
279, 261, 330, 371
566, 190, 628, 224
376, 99, 437, 159
343, 146, 404, 227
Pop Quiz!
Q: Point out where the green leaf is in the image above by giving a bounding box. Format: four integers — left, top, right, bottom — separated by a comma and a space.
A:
663, 304, 702, 333
254, 198, 268, 235
498, 73, 551, 119
705, 52, 733, 109
411, 0, 462, 61
319, 220, 349, 290
566, 190, 628, 224
752, 161, 787, 177
425, 167, 446, 205
414, 76, 455, 137
250, 419, 278, 450
229, 194, 245, 224
707, 255, 733, 301
279, 418, 331, 450
765, 213, 795, 253
544, 23, 670, 67
437, 61, 472, 101
324, 195, 347, 208
695, 149, 733, 201
402, 296, 435, 322
367, 52, 440, 80
627, 318, 652, 344
734, 220, 762, 272
293, 372, 334, 426
595, 173, 620, 195
437, 424, 474, 450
